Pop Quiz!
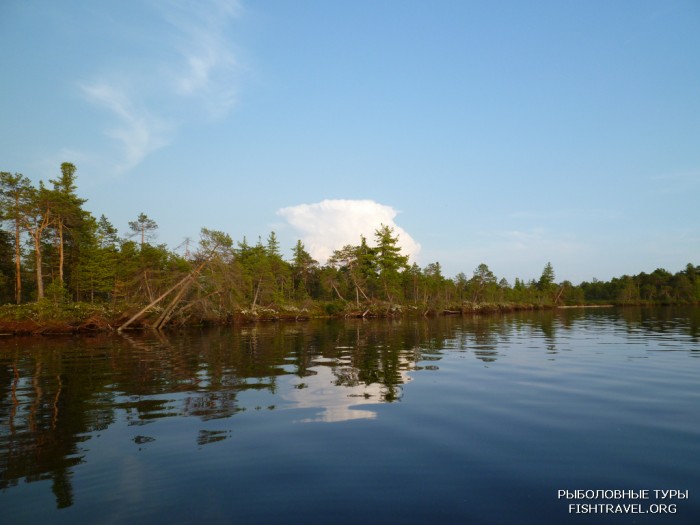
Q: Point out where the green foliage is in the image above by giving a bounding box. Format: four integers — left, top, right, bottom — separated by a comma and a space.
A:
43, 279, 71, 307
199, 228, 233, 255
422, 262, 447, 306
0, 230, 15, 303
532, 262, 557, 305
266, 231, 281, 257
0, 172, 34, 300
1, 162, 698, 326
234, 235, 291, 309
470, 263, 497, 302
324, 301, 346, 316
128, 212, 158, 246
291, 240, 318, 300
578, 264, 700, 305
0, 300, 119, 324
72, 215, 117, 301
374, 224, 408, 302
97, 215, 119, 248
538, 262, 555, 290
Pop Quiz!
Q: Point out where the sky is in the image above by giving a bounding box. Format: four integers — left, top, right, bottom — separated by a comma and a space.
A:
1, 0, 699, 284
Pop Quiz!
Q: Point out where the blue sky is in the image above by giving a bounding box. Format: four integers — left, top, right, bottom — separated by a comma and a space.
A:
1, 0, 698, 284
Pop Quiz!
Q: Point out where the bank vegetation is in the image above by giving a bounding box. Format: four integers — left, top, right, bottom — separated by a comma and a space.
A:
1, 165, 699, 334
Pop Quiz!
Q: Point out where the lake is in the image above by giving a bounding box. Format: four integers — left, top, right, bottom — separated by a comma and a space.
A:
1, 307, 699, 524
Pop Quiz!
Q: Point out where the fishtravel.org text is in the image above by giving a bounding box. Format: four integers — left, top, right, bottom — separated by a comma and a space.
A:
558, 489, 688, 515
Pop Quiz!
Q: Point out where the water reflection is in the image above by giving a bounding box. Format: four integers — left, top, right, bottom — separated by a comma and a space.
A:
1, 306, 698, 511
285, 365, 380, 423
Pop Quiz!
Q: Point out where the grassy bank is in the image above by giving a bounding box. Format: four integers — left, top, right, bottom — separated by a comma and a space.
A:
0, 300, 554, 335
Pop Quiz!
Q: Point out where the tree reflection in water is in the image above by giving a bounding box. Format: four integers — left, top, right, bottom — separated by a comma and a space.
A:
1, 306, 698, 509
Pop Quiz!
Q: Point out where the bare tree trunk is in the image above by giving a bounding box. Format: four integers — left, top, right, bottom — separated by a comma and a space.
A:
24, 212, 51, 301
58, 221, 64, 285
554, 286, 565, 305
384, 282, 394, 306
177, 288, 221, 316
251, 279, 261, 311
361, 287, 370, 301
143, 271, 154, 302
33, 234, 44, 300
351, 277, 370, 302
154, 276, 194, 329
118, 274, 193, 331
14, 220, 21, 304
331, 283, 345, 301
118, 257, 212, 331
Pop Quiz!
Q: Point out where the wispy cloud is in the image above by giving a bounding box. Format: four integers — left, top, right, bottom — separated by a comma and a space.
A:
160, 0, 240, 115
507, 208, 623, 221
79, 0, 241, 172
649, 171, 700, 194
80, 82, 171, 172
278, 199, 422, 264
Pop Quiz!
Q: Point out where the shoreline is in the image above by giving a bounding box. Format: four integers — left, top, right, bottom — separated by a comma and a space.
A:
0, 302, 547, 336
0, 301, 696, 337
556, 304, 615, 309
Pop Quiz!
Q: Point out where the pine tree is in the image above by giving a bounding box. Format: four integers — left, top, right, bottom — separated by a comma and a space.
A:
470, 263, 496, 302
22, 182, 56, 300
291, 240, 317, 300
128, 213, 158, 247
49, 162, 88, 289
0, 172, 33, 303
374, 224, 408, 302
537, 262, 557, 303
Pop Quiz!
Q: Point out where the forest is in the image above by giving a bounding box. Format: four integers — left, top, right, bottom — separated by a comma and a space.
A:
1, 164, 699, 332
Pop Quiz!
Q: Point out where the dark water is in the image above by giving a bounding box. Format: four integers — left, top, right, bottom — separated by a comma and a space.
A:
1, 307, 699, 524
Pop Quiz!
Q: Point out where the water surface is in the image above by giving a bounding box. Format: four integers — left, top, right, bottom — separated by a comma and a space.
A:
1, 307, 699, 524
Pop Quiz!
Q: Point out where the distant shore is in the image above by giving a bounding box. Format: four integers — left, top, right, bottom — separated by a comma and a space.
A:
557, 304, 615, 309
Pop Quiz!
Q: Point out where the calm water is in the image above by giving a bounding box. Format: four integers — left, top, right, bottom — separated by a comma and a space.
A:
1, 307, 699, 524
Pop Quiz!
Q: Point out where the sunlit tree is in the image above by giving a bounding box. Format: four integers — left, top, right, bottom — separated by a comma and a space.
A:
374, 224, 408, 303
128, 212, 158, 247
0, 172, 33, 302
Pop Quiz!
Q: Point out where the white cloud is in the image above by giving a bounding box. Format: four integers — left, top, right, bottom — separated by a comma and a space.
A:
277, 199, 421, 264
80, 82, 171, 172
78, 0, 240, 172
160, 0, 240, 115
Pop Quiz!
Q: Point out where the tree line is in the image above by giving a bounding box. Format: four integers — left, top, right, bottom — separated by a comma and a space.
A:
1, 164, 698, 326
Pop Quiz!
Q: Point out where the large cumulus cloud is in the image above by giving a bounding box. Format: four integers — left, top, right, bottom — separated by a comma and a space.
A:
277, 199, 421, 264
